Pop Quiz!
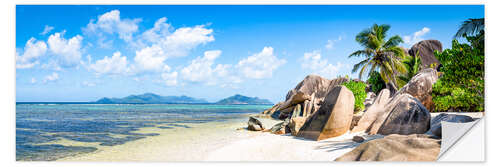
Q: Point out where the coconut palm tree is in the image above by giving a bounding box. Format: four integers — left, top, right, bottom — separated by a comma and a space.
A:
349, 24, 407, 95
454, 18, 484, 39
397, 52, 422, 87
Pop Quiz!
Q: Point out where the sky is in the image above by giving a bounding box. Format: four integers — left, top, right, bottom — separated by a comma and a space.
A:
15, 5, 484, 103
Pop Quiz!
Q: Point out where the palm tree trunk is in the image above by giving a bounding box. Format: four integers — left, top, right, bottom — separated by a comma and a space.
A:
386, 82, 398, 96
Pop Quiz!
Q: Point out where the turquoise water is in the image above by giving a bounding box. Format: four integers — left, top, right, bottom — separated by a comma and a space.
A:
16, 103, 271, 161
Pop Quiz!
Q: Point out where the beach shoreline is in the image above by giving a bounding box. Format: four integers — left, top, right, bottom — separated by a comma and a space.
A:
57, 115, 365, 161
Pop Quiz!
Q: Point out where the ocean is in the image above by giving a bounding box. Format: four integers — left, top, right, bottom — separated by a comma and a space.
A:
16, 103, 271, 161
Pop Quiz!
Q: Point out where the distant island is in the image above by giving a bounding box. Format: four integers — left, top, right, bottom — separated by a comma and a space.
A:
215, 94, 273, 105
94, 93, 273, 105
95, 93, 208, 104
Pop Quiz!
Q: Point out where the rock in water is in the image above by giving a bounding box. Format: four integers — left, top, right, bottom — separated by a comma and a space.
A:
408, 40, 442, 68
352, 136, 365, 143
289, 117, 306, 136
336, 134, 440, 161
297, 85, 355, 140
369, 93, 431, 135
430, 113, 474, 137
247, 117, 265, 131
351, 89, 391, 133
396, 68, 438, 112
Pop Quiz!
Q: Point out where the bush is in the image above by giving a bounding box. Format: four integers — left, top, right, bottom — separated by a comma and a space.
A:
343, 81, 367, 113
367, 71, 385, 94
432, 36, 484, 112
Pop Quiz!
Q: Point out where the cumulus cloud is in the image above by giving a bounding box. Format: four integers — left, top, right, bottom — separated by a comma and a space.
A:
237, 47, 286, 79
89, 51, 130, 75
404, 27, 430, 45
131, 17, 214, 73
47, 32, 84, 68
301, 50, 346, 79
43, 72, 59, 83
16, 38, 47, 69
181, 50, 227, 82
84, 10, 141, 42
40, 25, 54, 35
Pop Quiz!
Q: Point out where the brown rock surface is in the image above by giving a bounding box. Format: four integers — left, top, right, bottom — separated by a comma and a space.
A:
335, 134, 440, 161
297, 85, 355, 140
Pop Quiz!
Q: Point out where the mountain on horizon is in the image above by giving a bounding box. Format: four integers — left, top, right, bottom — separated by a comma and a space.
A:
95, 93, 208, 104
215, 94, 273, 105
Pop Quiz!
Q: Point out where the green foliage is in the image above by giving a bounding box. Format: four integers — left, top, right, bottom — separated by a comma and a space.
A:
349, 24, 407, 90
431, 35, 484, 112
367, 71, 385, 94
397, 52, 422, 87
343, 81, 367, 113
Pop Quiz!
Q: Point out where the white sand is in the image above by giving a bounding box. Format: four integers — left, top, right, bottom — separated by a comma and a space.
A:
58, 116, 369, 161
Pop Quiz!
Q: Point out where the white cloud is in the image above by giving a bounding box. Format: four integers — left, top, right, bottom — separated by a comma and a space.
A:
325, 36, 342, 50
84, 10, 141, 42
140, 17, 171, 44
30, 78, 37, 84
47, 32, 84, 68
40, 25, 54, 35
301, 50, 345, 79
237, 47, 286, 79
404, 27, 430, 45
89, 51, 130, 75
161, 71, 178, 86
16, 38, 47, 69
43, 72, 59, 83
131, 18, 214, 73
181, 50, 225, 82
132, 45, 170, 72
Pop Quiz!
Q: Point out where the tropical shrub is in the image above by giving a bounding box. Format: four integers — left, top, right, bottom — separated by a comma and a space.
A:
431, 36, 484, 112
343, 81, 367, 113
367, 71, 386, 94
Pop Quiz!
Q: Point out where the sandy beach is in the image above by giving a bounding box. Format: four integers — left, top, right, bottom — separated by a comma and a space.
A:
57, 116, 373, 161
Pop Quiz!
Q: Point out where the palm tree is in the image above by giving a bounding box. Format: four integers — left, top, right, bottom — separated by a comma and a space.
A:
454, 18, 484, 39
349, 24, 407, 95
397, 52, 422, 87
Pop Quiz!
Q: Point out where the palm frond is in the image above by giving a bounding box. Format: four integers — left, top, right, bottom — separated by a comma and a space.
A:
454, 18, 484, 38
383, 36, 404, 48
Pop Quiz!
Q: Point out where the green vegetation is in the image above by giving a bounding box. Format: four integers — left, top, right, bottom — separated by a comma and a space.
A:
367, 71, 386, 94
432, 30, 484, 112
349, 24, 407, 94
343, 81, 367, 113
397, 52, 422, 88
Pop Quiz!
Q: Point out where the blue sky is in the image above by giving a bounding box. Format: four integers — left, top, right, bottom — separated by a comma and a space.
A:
15, 5, 484, 102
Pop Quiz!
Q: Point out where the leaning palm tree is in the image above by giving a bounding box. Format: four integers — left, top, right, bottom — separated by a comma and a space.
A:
454, 18, 484, 39
349, 24, 407, 95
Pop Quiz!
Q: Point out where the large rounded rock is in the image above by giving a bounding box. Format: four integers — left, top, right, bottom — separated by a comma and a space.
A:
247, 117, 265, 131
297, 85, 355, 140
335, 134, 440, 161
285, 75, 332, 102
408, 40, 442, 68
351, 89, 391, 133
369, 93, 431, 135
396, 68, 438, 112
430, 113, 474, 137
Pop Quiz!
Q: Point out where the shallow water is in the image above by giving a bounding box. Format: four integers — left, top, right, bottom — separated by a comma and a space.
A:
16, 103, 271, 161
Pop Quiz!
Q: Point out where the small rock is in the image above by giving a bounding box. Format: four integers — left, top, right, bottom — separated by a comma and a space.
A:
352, 136, 365, 143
